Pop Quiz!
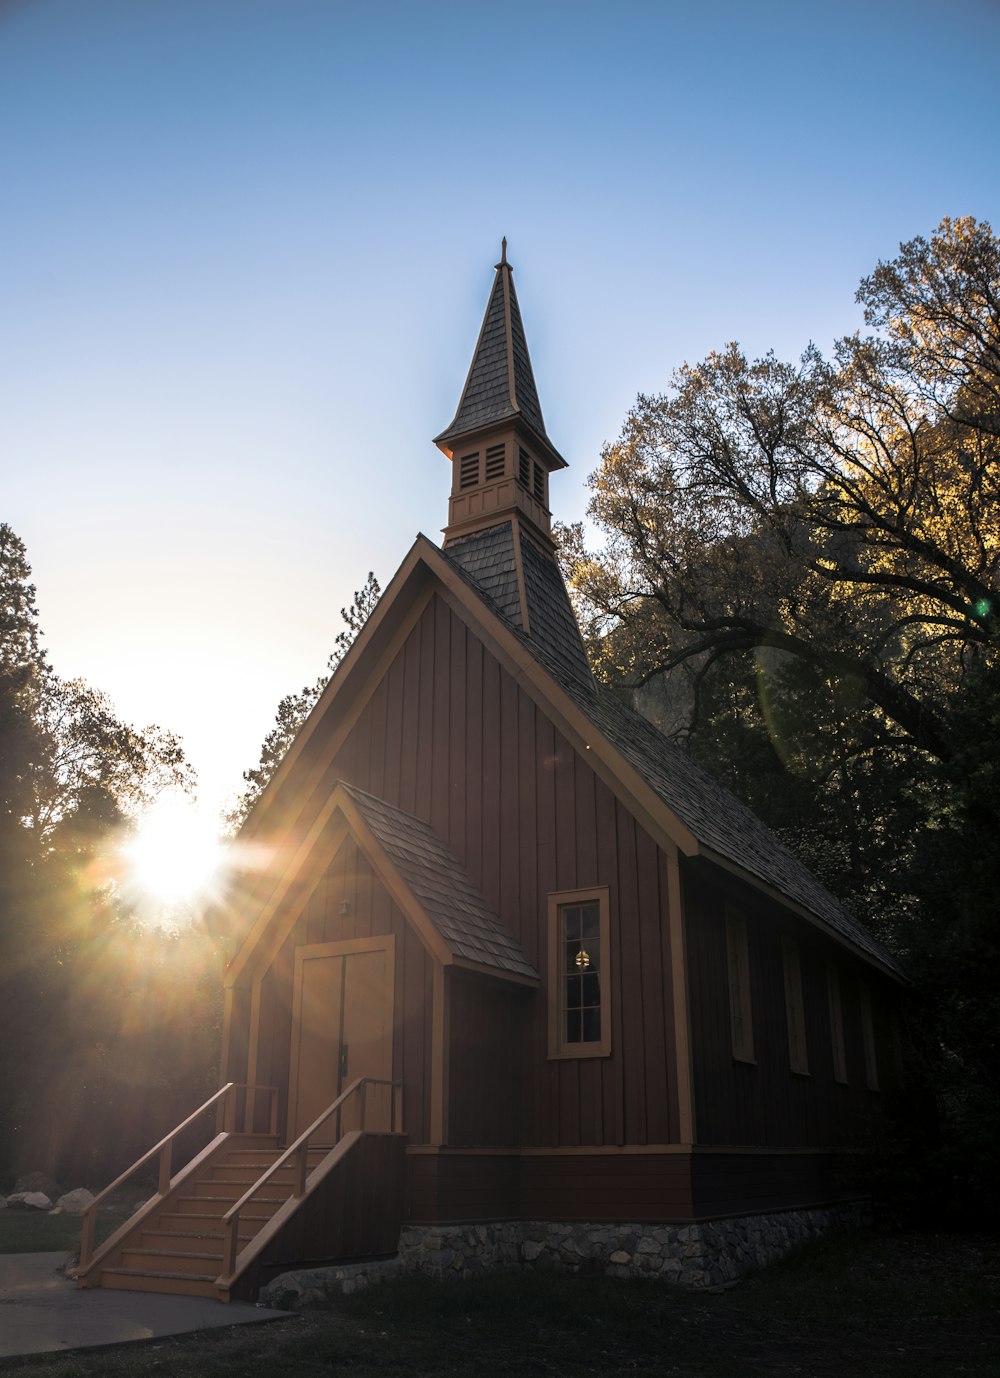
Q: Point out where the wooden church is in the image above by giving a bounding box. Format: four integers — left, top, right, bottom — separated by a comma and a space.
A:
78, 247, 904, 1300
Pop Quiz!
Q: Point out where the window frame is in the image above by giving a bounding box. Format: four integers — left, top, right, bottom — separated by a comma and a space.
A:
725, 906, 756, 1064
547, 886, 612, 1060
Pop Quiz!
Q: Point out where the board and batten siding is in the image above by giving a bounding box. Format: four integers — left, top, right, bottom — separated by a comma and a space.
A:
237, 840, 436, 1146
246, 593, 685, 1150
683, 866, 900, 1149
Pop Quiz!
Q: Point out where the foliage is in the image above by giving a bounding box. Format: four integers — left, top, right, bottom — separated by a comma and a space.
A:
0, 523, 218, 1183
560, 217, 1000, 1219
560, 216, 1000, 770
229, 571, 381, 827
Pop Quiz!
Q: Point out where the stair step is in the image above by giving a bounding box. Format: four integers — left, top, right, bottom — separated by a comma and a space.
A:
172, 1192, 286, 1214
158, 1210, 274, 1233
121, 1248, 224, 1277
141, 1229, 256, 1252
99, 1268, 220, 1299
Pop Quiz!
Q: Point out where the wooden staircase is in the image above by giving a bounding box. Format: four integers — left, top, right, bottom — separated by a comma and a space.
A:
77, 1078, 406, 1302
93, 1140, 325, 1299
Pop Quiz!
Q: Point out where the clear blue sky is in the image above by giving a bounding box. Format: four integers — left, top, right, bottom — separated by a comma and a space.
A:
3, 0, 999, 821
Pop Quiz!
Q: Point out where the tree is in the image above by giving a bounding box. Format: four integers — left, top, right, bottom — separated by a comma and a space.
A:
560, 217, 1000, 769
230, 572, 381, 826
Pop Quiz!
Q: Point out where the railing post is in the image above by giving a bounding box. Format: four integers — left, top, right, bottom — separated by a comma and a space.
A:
79, 1207, 96, 1270
224, 1213, 239, 1277
294, 1143, 307, 1197
360, 1078, 367, 1131
157, 1140, 172, 1196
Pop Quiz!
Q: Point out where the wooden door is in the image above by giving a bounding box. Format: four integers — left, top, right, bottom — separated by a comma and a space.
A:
288, 937, 395, 1143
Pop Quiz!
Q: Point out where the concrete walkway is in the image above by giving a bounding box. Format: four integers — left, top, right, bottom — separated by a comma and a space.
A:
0, 1253, 289, 1358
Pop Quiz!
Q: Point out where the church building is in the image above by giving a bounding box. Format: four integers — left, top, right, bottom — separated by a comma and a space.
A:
78, 247, 904, 1300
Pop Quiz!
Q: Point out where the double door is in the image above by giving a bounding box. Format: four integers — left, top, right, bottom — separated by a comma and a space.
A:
287, 936, 395, 1143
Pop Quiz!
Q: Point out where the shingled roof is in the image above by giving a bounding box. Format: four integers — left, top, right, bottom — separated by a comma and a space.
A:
339, 781, 539, 983
435, 530, 902, 978
434, 243, 565, 466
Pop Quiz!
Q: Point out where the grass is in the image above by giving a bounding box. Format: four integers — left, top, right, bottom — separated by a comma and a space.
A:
0, 1185, 153, 1258
2, 1228, 998, 1376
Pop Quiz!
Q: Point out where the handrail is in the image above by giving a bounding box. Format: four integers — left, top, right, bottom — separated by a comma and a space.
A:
78, 1081, 278, 1272
220, 1076, 403, 1280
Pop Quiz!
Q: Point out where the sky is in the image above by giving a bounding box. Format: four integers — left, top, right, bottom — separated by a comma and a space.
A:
3, 0, 999, 826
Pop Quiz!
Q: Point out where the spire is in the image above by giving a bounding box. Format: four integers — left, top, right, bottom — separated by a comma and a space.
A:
434, 243, 566, 471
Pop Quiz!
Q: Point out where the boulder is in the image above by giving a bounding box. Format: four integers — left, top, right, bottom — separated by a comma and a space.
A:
14, 1172, 62, 1198
0, 1195, 7, 1211
7, 1191, 52, 1211
55, 1188, 95, 1215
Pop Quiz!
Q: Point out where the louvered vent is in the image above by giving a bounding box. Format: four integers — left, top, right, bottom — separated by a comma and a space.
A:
485, 443, 506, 481
533, 462, 545, 503
460, 453, 480, 489
518, 447, 531, 488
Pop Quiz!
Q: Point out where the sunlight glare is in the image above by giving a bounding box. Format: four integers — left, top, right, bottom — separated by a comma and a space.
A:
124, 796, 225, 909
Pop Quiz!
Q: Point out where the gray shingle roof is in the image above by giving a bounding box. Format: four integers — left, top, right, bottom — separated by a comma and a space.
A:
436, 534, 901, 976
340, 781, 538, 982
445, 522, 594, 693
435, 261, 554, 453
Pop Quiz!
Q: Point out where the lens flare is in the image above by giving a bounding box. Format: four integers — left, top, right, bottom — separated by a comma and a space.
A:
123, 796, 225, 911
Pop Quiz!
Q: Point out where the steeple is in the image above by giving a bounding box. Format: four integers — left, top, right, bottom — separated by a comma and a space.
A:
435, 244, 567, 547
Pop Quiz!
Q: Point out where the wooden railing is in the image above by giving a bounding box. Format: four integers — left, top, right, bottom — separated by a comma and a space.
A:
79, 1081, 278, 1271
221, 1076, 403, 1280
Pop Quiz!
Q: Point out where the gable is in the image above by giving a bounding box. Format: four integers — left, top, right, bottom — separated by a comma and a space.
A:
238, 534, 900, 980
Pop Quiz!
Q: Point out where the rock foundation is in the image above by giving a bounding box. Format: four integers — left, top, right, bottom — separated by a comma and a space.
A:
259, 1199, 868, 1306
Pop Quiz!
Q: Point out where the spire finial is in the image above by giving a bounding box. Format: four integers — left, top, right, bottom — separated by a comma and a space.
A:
499, 236, 508, 267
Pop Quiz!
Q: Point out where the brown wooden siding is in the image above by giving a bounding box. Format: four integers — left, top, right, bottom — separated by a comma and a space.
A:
691, 1151, 862, 1217
406, 1151, 694, 1224
683, 863, 901, 1149
237, 838, 435, 1145
447, 972, 525, 1147
235, 1132, 406, 1299
253, 593, 685, 1150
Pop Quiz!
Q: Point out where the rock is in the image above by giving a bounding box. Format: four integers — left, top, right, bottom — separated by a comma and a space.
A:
14, 1173, 62, 1198
0, 1196, 6, 1211
609, 1249, 631, 1265
521, 1239, 545, 1262
55, 1188, 95, 1215
7, 1192, 52, 1211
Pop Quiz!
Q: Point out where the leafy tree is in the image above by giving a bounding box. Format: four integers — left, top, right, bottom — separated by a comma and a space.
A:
230, 572, 381, 826
560, 216, 1000, 769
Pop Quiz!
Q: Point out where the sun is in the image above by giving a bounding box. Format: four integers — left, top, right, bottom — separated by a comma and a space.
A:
123, 796, 226, 912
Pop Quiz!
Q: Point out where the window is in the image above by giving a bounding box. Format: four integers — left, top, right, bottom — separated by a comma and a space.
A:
782, 939, 809, 1074
548, 887, 611, 1058
827, 963, 848, 1084
860, 983, 880, 1091
532, 460, 545, 503
725, 907, 755, 1063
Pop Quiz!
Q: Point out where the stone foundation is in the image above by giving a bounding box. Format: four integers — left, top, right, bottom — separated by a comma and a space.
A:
259, 1199, 868, 1307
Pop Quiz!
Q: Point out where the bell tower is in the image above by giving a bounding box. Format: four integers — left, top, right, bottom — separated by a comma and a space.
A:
434, 241, 567, 549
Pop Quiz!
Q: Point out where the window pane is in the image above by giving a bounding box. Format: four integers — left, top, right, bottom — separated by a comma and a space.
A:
565, 939, 582, 975
581, 972, 600, 1007
565, 975, 581, 1011
563, 907, 581, 941
581, 904, 601, 940
582, 1007, 601, 1042
566, 1009, 582, 1043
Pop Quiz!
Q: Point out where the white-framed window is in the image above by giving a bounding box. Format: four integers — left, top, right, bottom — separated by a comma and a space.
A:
547, 887, 611, 1059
